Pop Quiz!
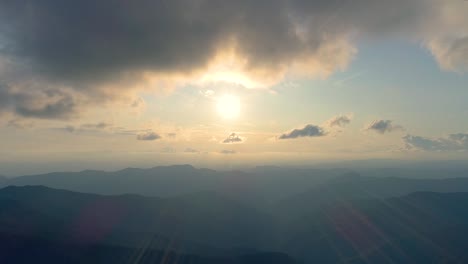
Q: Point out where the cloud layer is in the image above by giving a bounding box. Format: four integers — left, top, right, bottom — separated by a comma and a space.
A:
0, 0, 467, 120
404, 133, 468, 151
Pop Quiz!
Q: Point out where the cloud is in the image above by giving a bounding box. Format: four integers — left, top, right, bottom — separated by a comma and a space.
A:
7, 118, 34, 129
0, 0, 467, 121
429, 36, 468, 72
220, 150, 236, 154
200, 90, 215, 98
0, 0, 464, 80
403, 133, 468, 151
0, 0, 356, 93
222, 133, 244, 144
81, 122, 112, 130
161, 147, 176, 153
62, 125, 77, 133
167, 133, 177, 138
327, 114, 352, 128
0, 83, 78, 120
365, 120, 403, 134
15, 96, 76, 119
449, 133, 468, 148
57, 122, 113, 133
279, 124, 327, 139
136, 131, 161, 141
184, 148, 199, 153
130, 98, 145, 108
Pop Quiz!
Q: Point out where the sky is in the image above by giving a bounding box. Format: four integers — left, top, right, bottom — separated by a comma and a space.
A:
0, 0, 467, 175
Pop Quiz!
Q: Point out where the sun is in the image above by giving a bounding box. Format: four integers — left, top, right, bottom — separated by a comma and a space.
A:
216, 94, 241, 119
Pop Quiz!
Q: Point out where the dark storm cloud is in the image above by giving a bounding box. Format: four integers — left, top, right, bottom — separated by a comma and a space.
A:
14, 96, 76, 119
0, 0, 453, 84
279, 124, 327, 139
403, 133, 468, 151
0, 0, 304, 83
137, 131, 161, 141
0, 83, 77, 119
222, 133, 243, 144
365, 120, 403, 134
0, 0, 466, 120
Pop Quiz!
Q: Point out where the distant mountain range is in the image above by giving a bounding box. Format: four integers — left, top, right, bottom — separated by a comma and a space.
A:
0, 165, 347, 206
3, 182, 468, 263
2, 165, 468, 207
276, 172, 468, 213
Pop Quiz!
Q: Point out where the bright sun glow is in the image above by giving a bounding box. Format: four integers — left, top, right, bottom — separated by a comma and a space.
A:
216, 94, 241, 119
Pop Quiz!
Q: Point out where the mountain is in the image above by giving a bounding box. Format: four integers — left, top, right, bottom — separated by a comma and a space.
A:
276, 173, 468, 214
5, 166, 468, 208
0, 232, 299, 264
4, 185, 468, 263
276, 191, 468, 263
0, 185, 274, 249
0, 165, 345, 205
356, 167, 468, 179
